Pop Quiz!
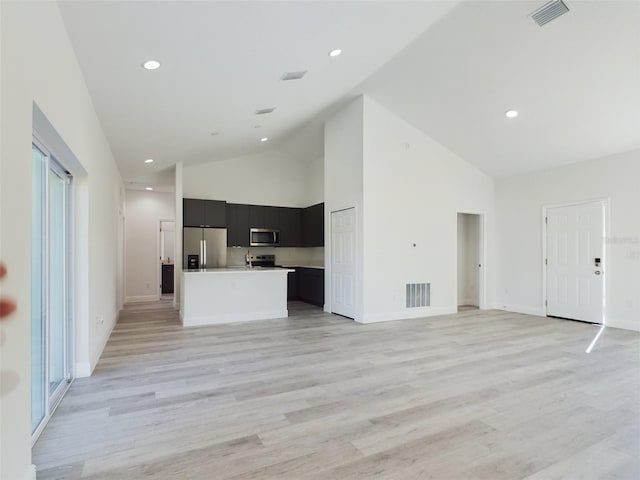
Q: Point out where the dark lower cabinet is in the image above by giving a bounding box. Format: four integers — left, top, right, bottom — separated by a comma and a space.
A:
161, 264, 174, 294
287, 271, 297, 300
296, 267, 324, 306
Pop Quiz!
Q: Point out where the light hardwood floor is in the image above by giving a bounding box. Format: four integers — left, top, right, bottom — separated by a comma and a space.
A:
33, 301, 640, 479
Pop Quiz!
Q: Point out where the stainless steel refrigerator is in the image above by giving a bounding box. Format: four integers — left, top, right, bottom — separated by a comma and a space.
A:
183, 228, 227, 269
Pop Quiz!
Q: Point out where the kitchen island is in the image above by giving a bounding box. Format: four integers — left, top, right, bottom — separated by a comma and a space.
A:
180, 267, 294, 327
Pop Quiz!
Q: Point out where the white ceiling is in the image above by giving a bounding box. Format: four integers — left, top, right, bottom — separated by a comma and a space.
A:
357, 0, 640, 178
58, 0, 455, 182
59, 1, 640, 183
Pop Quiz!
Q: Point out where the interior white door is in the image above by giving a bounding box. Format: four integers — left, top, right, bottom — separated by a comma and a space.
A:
546, 201, 604, 323
331, 208, 355, 319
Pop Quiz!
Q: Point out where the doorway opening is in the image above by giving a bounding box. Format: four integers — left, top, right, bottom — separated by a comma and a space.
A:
159, 220, 175, 300
457, 213, 483, 312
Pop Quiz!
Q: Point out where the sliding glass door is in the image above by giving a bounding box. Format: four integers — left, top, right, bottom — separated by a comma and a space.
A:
31, 145, 47, 433
31, 140, 73, 440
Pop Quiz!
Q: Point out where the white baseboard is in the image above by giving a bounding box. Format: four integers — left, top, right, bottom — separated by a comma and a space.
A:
125, 294, 159, 303
491, 303, 546, 317
605, 317, 640, 332
25, 464, 36, 480
491, 304, 639, 332
458, 298, 479, 307
359, 306, 457, 324
86, 313, 117, 376
182, 309, 289, 327
75, 361, 92, 378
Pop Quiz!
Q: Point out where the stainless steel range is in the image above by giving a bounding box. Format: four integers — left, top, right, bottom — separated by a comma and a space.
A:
245, 254, 275, 268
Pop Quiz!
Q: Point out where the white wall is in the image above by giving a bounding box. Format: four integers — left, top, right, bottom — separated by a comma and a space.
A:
174, 163, 183, 308
161, 221, 175, 262
0, 2, 123, 478
360, 96, 494, 322
457, 213, 480, 306
124, 190, 175, 302
183, 149, 321, 207
324, 96, 365, 320
495, 149, 640, 331
306, 156, 325, 206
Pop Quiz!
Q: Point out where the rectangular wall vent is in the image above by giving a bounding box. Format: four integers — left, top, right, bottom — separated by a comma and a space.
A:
406, 283, 430, 308
531, 0, 570, 27
255, 107, 276, 115
281, 71, 307, 81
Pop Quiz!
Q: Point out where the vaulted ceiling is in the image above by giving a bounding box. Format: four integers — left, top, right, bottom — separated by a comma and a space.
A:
59, 1, 640, 184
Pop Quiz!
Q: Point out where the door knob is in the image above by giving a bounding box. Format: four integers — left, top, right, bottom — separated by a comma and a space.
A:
594, 270, 601, 275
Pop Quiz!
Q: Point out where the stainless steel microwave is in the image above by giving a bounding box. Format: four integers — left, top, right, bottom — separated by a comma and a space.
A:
250, 228, 280, 247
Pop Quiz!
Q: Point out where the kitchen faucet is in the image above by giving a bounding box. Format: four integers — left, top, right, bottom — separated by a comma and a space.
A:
245, 249, 252, 268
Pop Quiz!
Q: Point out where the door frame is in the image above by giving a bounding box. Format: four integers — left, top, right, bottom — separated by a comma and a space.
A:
157, 219, 175, 298
31, 135, 75, 444
542, 197, 609, 323
456, 211, 487, 310
330, 206, 357, 320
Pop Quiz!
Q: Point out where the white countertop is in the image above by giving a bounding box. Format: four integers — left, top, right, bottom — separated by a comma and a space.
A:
183, 267, 294, 274
277, 264, 325, 270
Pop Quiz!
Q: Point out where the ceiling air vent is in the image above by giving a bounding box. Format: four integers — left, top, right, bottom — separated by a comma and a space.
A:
281, 71, 307, 81
531, 0, 570, 27
255, 107, 276, 115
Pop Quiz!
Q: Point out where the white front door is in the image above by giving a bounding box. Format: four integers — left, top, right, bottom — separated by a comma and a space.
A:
331, 208, 355, 319
546, 201, 605, 323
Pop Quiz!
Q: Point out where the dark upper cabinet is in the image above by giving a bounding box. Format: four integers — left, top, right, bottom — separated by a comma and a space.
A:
183, 198, 205, 227
302, 202, 324, 247
249, 205, 279, 229
226, 203, 249, 247
204, 200, 226, 228
183, 198, 226, 228
279, 207, 302, 247
209, 199, 322, 248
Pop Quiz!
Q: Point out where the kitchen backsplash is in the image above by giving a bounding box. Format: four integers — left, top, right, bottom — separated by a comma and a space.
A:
227, 247, 324, 267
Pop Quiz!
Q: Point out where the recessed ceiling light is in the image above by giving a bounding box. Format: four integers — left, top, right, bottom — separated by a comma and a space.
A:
145, 187, 153, 191
142, 60, 161, 70
260, 137, 269, 142
254, 125, 262, 129
329, 49, 342, 57
505, 110, 519, 118
210, 132, 219, 136
144, 158, 154, 164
